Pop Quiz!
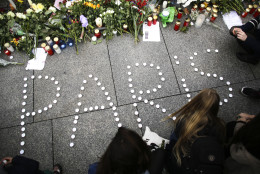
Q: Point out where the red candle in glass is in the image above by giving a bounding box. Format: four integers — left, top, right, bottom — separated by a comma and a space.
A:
4, 49, 11, 56
153, 15, 157, 25
54, 37, 59, 44
148, 17, 152, 26
177, 8, 183, 19
199, 4, 205, 13
210, 13, 218, 22
253, 8, 260, 17
248, 5, 254, 14
174, 21, 181, 31
192, 4, 198, 11
94, 29, 101, 38
41, 43, 47, 52
183, 18, 190, 27
45, 46, 54, 56
123, 24, 128, 31
241, 8, 250, 18
250, 4, 258, 14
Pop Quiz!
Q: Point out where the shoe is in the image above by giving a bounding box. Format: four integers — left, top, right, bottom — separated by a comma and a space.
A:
236, 53, 258, 65
53, 164, 62, 174
241, 87, 260, 99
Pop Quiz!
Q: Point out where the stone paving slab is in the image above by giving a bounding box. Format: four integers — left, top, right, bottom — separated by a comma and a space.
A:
52, 104, 140, 174
0, 52, 33, 128
107, 34, 180, 106
33, 41, 117, 121
161, 16, 255, 93
0, 120, 53, 171
250, 64, 260, 79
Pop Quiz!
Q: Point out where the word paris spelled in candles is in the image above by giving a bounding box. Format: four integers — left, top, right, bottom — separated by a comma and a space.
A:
17, 48, 234, 154
0, 0, 259, 58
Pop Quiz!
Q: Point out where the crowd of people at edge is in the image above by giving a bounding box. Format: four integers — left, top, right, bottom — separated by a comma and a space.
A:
1, 87, 259, 174
1, 12, 260, 174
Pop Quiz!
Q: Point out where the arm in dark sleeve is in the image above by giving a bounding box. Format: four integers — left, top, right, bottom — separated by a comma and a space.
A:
241, 16, 260, 32
10, 156, 40, 174
244, 35, 260, 53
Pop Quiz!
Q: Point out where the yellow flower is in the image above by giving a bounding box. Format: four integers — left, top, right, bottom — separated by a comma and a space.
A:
18, 0, 23, 3
36, 3, 44, 11
97, 4, 100, 8
11, 38, 19, 46
31, 3, 37, 11
93, 5, 96, 9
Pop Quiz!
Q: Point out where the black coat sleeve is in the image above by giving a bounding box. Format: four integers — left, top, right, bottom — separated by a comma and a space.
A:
241, 16, 260, 32
6, 156, 41, 174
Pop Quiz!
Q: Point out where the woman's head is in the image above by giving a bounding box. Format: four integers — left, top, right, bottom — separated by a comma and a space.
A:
96, 127, 151, 174
168, 89, 225, 165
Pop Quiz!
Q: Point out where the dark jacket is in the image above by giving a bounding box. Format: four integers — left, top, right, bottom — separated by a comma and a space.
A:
165, 124, 224, 174
240, 16, 260, 54
3, 156, 42, 174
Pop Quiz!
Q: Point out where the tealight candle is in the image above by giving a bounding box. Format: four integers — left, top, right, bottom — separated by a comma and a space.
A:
53, 44, 61, 54
41, 43, 47, 52
177, 8, 183, 19
4, 49, 11, 56
174, 20, 181, 31
45, 36, 53, 45
45, 46, 54, 56
54, 37, 59, 44
148, 17, 152, 26
123, 24, 128, 30
94, 29, 101, 38
183, 18, 190, 27
4, 43, 14, 52
153, 15, 157, 25
210, 13, 218, 22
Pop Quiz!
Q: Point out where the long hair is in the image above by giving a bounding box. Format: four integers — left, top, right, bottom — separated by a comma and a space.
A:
231, 113, 260, 160
167, 88, 225, 165
96, 127, 151, 174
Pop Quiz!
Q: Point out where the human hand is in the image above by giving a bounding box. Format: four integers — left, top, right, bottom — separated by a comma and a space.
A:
237, 113, 255, 123
232, 27, 242, 35
236, 30, 247, 41
0, 157, 12, 166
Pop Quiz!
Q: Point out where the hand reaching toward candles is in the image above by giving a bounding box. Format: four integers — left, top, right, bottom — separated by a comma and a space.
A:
236, 30, 248, 41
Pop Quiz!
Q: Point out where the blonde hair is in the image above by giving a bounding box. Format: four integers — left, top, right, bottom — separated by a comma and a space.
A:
167, 89, 225, 165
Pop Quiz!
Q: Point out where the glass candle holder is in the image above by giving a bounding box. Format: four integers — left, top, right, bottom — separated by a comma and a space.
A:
123, 24, 128, 31
41, 43, 47, 52
53, 44, 61, 54
174, 20, 181, 31
242, 8, 250, 18
92, 36, 97, 42
4, 49, 11, 56
45, 46, 54, 56
59, 40, 66, 50
250, 4, 258, 14
248, 5, 253, 13
4, 43, 14, 52
67, 38, 74, 47
210, 13, 218, 22
54, 37, 59, 44
45, 36, 53, 45
153, 15, 157, 25
205, 7, 211, 16
253, 8, 260, 17
94, 29, 101, 38
183, 18, 190, 27
204, 0, 210, 7
148, 17, 152, 26
199, 4, 205, 13
177, 8, 183, 19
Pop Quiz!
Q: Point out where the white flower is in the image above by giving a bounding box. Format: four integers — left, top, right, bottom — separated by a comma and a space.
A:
66, 1, 72, 8
49, 6, 57, 13
16, 12, 26, 19
7, 11, 15, 18
115, 0, 121, 6
21, 36, 26, 40
26, 8, 33, 14
99, 14, 102, 17
111, 10, 114, 14
0, 14, 4, 20
103, 12, 106, 15
107, 10, 111, 13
